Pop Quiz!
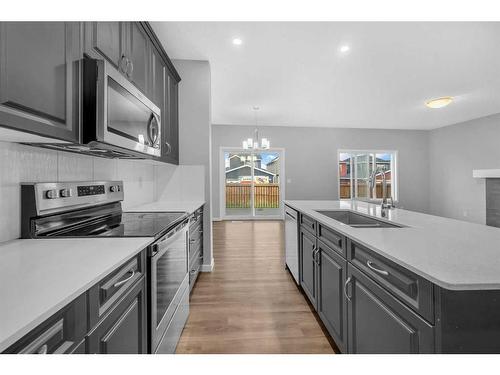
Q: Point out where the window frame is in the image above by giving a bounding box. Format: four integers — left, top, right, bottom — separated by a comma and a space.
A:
337, 149, 399, 203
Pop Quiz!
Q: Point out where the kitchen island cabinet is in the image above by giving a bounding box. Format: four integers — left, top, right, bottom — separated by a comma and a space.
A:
286, 200, 500, 353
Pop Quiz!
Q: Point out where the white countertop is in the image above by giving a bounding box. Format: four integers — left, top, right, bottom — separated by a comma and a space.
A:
285, 200, 500, 291
127, 200, 204, 214
0, 237, 153, 352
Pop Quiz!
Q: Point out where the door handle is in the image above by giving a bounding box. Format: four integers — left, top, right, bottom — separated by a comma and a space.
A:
344, 277, 352, 301
366, 260, 389, 276
113, 269, 135, 288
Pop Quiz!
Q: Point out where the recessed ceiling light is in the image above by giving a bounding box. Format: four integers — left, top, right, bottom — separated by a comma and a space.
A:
425, 96, 454, 109
339, 45, 350, 53
232, 38, 243, 46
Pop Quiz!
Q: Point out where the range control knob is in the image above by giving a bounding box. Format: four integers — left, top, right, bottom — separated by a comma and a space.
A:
110, 185, 121, 193
45, 189, 59, 199
60, 188, 72, 198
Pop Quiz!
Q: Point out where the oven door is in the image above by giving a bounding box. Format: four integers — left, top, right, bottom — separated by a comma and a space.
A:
150, 222, 189, 351
96, 59, 161, 157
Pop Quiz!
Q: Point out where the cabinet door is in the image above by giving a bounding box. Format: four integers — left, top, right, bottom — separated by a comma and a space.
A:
84, 22, 126, 72
346, 264, 434, 353
162, 71, 179, 164
87, 277, 147, 354
125, 23, 149, 94
299, 228, 317, 306
317, 242, 347, 352
0, 22, 80, 142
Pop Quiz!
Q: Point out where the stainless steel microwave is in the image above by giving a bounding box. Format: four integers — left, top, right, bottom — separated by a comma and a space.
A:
81, 58, 161, 158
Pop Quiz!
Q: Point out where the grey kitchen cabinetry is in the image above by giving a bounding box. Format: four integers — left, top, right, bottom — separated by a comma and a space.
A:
316, 241, 348, 353
87, 276, 147, 354
84, 22, 150, 95
0, 22, 81, 142
299, 227, 317, 306
188, 206, 204, 291
163, 70, 180, 164
3, 249, 148, 354
346, 263, 434, 353
3, 294, 88, 354
83, 22, 126, 72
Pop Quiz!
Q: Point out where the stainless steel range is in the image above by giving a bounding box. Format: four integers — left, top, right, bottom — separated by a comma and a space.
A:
21, 181, 191, 354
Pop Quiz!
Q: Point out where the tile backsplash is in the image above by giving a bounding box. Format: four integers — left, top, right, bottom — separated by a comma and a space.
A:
0, 141, 205, 243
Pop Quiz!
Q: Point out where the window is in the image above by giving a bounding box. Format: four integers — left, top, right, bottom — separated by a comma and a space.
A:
338, 150, 398, 201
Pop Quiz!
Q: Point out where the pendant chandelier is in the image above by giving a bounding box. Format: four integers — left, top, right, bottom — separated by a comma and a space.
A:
242, 106, 270, 150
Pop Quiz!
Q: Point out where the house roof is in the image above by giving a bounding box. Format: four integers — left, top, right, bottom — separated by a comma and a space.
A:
225, 165, 276, 176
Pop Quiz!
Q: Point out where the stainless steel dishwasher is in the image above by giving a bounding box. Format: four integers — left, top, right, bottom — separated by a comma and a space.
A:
285, 205, 299, 285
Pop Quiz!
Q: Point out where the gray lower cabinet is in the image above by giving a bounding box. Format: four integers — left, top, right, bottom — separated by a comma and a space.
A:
87, 276, 147, 354
3, 250, 148, 354
299, 228, 317, 306
346, 263, 434, 353
0, 22, 81, 142
316, 241, 347, 352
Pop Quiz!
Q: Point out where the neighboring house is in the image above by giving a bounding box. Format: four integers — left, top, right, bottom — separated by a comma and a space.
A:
226, 153, 277, 183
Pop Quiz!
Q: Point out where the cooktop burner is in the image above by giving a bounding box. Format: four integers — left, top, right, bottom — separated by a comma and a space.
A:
36, 210, 188, 239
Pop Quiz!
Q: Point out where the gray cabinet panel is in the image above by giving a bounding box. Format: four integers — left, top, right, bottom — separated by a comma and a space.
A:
0, 22, 80, 142
126, 23, 149, 94
317, 242, 347, 352
347, 264, 434, 353
87, 277, 147, 354
163, 71, 179, 164
84, 22, 125, 69
299, 228, 316, 306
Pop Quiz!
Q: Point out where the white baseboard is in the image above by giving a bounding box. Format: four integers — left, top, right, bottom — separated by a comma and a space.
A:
201, 257, 214, 272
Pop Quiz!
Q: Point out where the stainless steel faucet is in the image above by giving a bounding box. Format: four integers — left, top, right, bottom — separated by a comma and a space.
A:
369, 167, 394, 215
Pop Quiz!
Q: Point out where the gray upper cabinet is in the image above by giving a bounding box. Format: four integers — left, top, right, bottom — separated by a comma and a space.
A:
346, 263, 434, 353
299, 228, 317, 306
84, 22, 149, 95
124, 23, 149, 95
317, 241, 347, 352
164, 71, 179, 164
0, 22, 81, 142
84, 22, 126, 71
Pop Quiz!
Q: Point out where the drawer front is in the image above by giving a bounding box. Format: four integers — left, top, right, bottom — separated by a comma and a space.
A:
318, 224, 346, 258
189, 250, 202, 289
189, 221, 202, 242
348, 240, 434, 323
5, 293, 87, 354
88, 250, 146, 327
189, 234, 203, 258
285, 205, 298, 220
300, 213, 317, 235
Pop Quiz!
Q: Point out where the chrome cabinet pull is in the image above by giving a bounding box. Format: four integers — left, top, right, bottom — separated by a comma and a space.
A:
119, 54, 128, 73
344, 277, 352, 301
165, 142, 172, 154
37, 344, 48, 354
366, 260, 389, 276
113, 269, 135, 288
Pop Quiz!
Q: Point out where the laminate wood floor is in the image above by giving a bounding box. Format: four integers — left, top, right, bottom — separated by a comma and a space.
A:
176, 220, 337, 354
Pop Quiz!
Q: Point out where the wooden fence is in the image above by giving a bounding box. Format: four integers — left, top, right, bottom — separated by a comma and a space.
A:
226, 184, 280, 208
340, 182, 392, 199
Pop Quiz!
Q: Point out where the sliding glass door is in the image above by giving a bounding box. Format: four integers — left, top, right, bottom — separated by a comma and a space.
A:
222, 149, 284, 219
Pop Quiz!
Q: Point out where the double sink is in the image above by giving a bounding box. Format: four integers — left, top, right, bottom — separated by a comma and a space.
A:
315, 210, 404, 228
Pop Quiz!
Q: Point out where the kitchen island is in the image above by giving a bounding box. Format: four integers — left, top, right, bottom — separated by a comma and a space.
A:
285, 200, 500, 353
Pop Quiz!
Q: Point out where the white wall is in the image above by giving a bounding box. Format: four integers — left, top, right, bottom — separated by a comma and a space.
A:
173, 59, 213, 269
211, 125, 430, 218
428, 113, 500, 224
0, 141, 156, 242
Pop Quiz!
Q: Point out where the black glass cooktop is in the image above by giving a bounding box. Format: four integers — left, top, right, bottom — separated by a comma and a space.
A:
37, 209, 188, 239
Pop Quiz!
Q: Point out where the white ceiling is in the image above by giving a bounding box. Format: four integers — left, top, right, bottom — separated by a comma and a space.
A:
151, 22, 500, 130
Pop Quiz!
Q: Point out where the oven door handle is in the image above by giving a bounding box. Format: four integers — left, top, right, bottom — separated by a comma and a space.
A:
152, 225, 188, 259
